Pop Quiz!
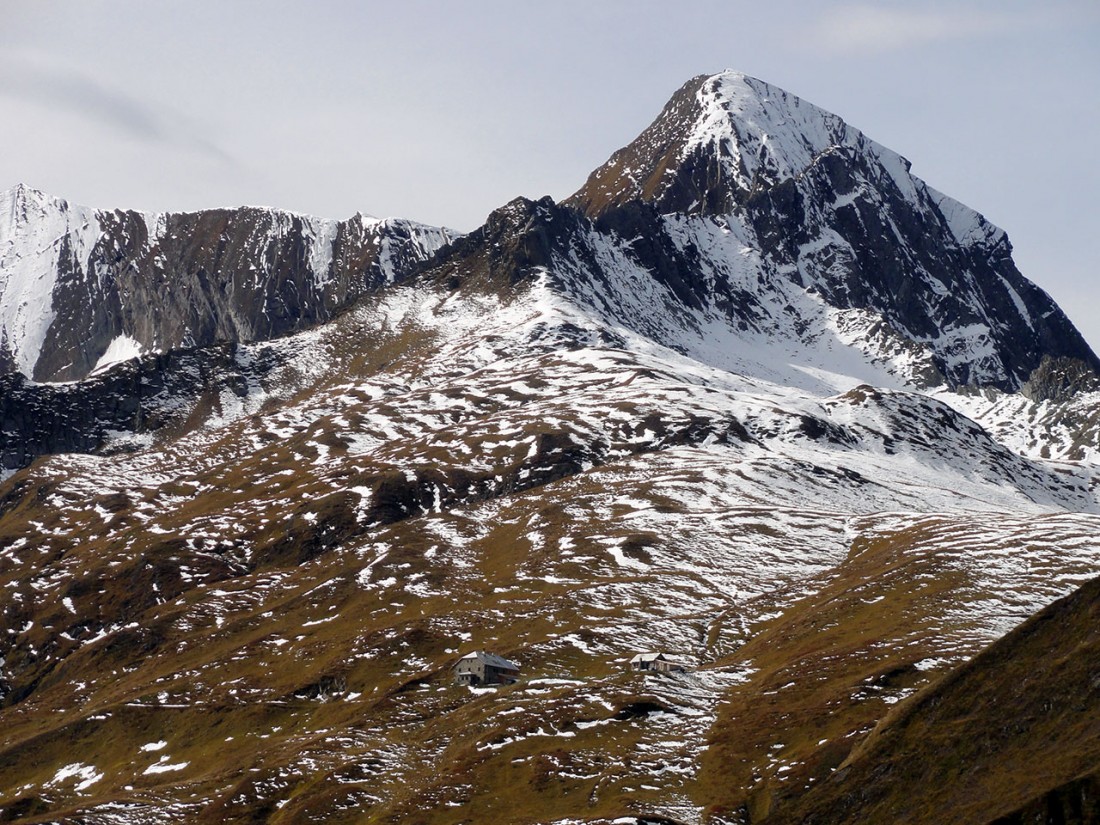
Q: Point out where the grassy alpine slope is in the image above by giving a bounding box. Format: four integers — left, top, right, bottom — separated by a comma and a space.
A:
0, 271, 1098, 823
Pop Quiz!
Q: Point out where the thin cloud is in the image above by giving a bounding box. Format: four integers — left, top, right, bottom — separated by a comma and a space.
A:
0, 49, 234, 164
804, 5, 1061, 54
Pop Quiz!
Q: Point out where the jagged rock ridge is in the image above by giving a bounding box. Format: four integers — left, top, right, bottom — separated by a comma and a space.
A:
0, 184, 456, 382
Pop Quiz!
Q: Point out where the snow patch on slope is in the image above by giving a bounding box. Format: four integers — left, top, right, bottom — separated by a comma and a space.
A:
926, 184, 1007, 250
305, 218, 339, 290
91, 334, 145, 374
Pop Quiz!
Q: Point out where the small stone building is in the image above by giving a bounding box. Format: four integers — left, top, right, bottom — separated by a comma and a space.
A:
454, 651, 521, 686
630, 652, 684, 673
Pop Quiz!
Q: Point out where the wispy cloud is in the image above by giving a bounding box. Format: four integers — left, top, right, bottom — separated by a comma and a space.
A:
0, 49, 233, 163
803, 5, 1067, 54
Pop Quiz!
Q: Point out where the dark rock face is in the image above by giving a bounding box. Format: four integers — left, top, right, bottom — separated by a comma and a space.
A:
0, 345, 257, 472
422, 195, 606, 297
431, 181, 1096, 398
0, 186, 456, 383
1022, 355, 1100, 403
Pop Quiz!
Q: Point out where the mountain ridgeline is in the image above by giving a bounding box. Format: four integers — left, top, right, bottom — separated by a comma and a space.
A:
0, 184, 455, 383
3, 72, 1098, 398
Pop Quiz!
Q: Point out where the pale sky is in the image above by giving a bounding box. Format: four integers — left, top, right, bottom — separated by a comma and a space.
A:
2, 0, 1098, 348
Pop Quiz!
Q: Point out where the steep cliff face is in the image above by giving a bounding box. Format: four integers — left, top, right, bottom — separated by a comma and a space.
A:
0, 185, 456, 382
568, 71, 1099, 392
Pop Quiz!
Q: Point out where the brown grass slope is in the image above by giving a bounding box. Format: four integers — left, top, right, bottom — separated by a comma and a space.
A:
763, 574, 1100, 825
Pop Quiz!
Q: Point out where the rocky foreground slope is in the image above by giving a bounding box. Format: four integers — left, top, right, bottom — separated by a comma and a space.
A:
1, 71, 1099, 824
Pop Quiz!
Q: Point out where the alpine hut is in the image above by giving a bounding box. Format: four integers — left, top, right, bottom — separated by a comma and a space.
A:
454, 651, 521, 686
630, 652, 684, 673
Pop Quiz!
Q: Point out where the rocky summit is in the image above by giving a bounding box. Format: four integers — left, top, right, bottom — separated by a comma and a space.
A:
1, 71, 1099, 825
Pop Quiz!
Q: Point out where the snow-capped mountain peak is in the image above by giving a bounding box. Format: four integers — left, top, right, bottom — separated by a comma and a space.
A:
687, 70, 862, 192
574, 70, 969, 231
3, 182, 70, 213
566, 72, 1097, 393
